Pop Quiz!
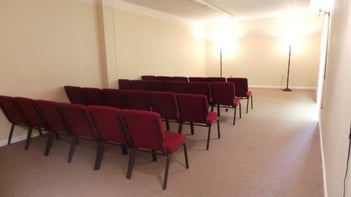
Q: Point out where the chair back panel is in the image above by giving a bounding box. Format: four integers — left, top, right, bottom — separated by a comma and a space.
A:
188, 82, 212, 103
207, 77, 226, 82
101, 89, 122, 108
210, 82, 235, 106
171, 76, 188, 82
34, 100, 68, 134
121, 110, 165, 152
119, 90, 150, 110
88, 105, 125, 144
147, 91, 179, 120
118, 79, 131, 89
82, 87, 103, 105
64, 86, 86, 105
145, 80, 167, 91
176, 93, 209, 123
130, 80, 147, 90
141, 75, 157, 80
14, 97, 43, 128
59, 103, 97, 139
188, 77, 208, 82
0, 95, 25, 125
167, 81, 189, 93
227, 78, 248, 97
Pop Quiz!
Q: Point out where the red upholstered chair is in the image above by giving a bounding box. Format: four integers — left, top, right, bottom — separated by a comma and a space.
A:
34, 100, 71, 156
13, 97, 43, 150
59, 103, 100, 169
64, 85, 86, 105
100, 88, 122, 108
188, 82, 213, 107
227, 77, 253, 113
147, 91, 180, 131
118, 79, 131, 89
207, 77, 226, 82
156, 76, 172, 81
81, 87, 104, 105
0, 95, 28, 146
188, 77, 208, 82
120, 109, 189, 190
141, 75, 157, 80
166, 81, 189, 93
145, 80, 167, 91
119, 89, 150, 110
88, 105, 127, 170
176, 93, 220, 150
170, 76, 188, 82
210, 82, 241, 125
130, 80, 147, 90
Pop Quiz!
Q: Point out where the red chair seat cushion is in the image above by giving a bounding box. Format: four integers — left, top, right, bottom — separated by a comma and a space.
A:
207, 112, 218, 123
163, 132, 185, 153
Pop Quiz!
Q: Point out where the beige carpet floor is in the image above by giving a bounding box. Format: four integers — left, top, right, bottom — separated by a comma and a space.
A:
0, 88, 324, 197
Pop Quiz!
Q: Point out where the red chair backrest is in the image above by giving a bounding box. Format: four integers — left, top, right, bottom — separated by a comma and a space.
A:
59, 103, 98, 140
119, 90, 150, 110
0, 95, 25, 125
188, 77, 208, 82
188, 82, 212, 103
118, 79, 131, 89
121, 109, 166, 153
101, 88, 122, 108
141, 75, 157, 80
145, 80, 167, 91
82, 87, 103, 105
130, 80, 147, 90
170, 76, 188, 82
88, 105, 125, 144
34, 100, 68, 135
210, 82, 236, 106
176, 93, 209, 124
147, 91, 179, 120
64, 85, 86, 105
14, 97, 43, 128
207, 77, 226, 82
167, 81, 189, 93
227, 77, 248, 97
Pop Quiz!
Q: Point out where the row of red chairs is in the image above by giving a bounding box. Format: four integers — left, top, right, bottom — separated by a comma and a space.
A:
65, 84, 240, 125
119, 77, 253, 114
64, 87, 221, 147
0, 95, 189, 189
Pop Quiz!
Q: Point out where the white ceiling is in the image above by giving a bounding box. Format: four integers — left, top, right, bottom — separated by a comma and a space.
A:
121, 0, 312, 21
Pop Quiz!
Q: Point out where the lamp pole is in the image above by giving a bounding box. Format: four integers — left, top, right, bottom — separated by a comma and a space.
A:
283, 44, 292, 91
220, 47, 223, 77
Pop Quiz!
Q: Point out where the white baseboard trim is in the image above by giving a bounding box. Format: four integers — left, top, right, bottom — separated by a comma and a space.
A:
0, 132, 42, 147
318, 121, 328, 197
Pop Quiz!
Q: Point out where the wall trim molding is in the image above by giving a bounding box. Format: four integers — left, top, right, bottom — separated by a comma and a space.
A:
250, 85, 317, 90
0, 132, 41, 147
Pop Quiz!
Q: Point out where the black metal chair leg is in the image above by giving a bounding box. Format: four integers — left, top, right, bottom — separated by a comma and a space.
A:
44, 132, 55, 156
251, 95, 254, 109
121, 144, 128, 155
178, 122, 183, 133
217, 119, 221, 139
163, 155, 171, 190
68, 137, 77, 163
94, 141, 104, 170
233, 107, 237, 125
190, 122, 194, 135
24, 128, 33, 150
246, 98, 249, 113
38, 128, 43, 136
206, 125, 212, 150
239, 103, 242, 118
165, 119, 170, 131
183, 144, 189, 168
7, 124, 15, 146
55, 133, 60, 139
217, 105, 221, 116
152, 150, 157, 161
127, 149, 135, 179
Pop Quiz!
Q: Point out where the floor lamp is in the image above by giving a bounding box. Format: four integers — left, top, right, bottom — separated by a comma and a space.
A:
283, 44, 292, 91
220, 47, 223, 77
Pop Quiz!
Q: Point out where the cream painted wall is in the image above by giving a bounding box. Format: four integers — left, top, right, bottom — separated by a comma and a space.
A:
205, 11, 322, 88
319, 0, 351, 196
0, 0, 105, 142
112, 1, 205, 80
